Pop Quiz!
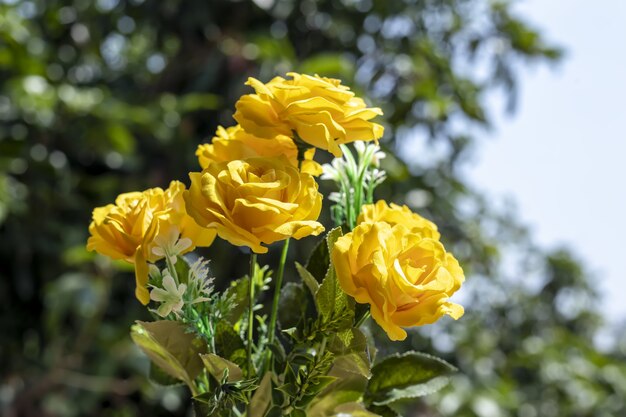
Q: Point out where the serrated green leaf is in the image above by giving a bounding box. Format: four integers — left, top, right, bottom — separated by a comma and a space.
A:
307, 329, 371, 417
315, 231, 345, 318
315, 230, 353, 330
130, 320, 207, 388
249, 372, 274, 417
295, 261, 320, 296
328, 328, 371, 378
201, 353, 243, 383
364, 352, 457, 406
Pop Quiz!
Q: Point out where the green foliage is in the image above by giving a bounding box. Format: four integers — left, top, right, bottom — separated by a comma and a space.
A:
364, 352, 456, 407
314, 228, 353, 332
213, 321, 246, 368
130, 320, 207, 388
200, 353, 243, 383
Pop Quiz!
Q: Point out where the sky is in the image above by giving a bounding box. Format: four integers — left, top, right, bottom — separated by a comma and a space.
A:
465, 0, 626, 321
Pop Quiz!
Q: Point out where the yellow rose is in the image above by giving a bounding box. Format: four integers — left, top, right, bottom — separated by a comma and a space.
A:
87, 181, 216, 304
196, 125, 322, 176
331, 205, 464, 341
358, 200, 441, 240
184, 156, 324, 254
233, 73, 384, 157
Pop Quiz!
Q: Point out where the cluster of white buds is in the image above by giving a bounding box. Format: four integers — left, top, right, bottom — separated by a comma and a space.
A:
321, 141, 387, 229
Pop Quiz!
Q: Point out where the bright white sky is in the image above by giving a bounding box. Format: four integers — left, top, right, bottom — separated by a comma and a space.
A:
465, 0, 626, 321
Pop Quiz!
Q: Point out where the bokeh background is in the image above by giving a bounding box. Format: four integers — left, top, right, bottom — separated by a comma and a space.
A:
1, 0, 625, 416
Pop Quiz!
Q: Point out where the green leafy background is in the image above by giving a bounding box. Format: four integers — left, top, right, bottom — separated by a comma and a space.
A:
1, 1, 624, 416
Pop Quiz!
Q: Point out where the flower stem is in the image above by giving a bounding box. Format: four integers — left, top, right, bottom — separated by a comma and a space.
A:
246, 253, 257, 378
165, 254, 179, 284
266, 238, 290, 370
355, 310, 371, 328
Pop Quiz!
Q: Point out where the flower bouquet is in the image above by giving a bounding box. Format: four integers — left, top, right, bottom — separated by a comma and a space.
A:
87, 73, 464, 417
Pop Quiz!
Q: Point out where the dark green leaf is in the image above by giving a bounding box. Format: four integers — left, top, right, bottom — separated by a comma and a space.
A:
214, 320, 246, 366
367, 404, 399, 417
279, 282, 309, 329
365, 352, 457, 406
295, 261, 320, 296
305, 235, 331, 283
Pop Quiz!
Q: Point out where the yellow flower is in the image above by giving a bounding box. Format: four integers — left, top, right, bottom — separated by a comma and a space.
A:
196, 125, 322, 176
87, 181, 216, 304
233, 73, 384, 157
184, 156, 324, 254
331, 203, 464, 341
358, 200, 441, 240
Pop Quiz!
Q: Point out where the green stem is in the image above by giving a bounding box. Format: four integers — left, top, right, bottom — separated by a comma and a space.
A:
355, 310, 371, 328
266, 238, 290, 370
165, 254, 179, 284
247, 253, 257, 378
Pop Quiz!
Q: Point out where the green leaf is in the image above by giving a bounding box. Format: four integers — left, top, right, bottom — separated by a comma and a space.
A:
174, 255, 191, 284
295, 261, 319, 296
200, 353, 243, 383
193, 398, 213, 416
149, 362, 183, 387
315, 228, 353, 330
279, 282, 309, 330
249, 372, 274, 417
325, 227, 343, 253
366, 404, 399, 417
130, 320, 207, 388
333, 402, 381, 417
364, 352, 457, 406
305, 235, 331, 283
307, 329, 371, 416
214, 320, 246, 367
223, 276, 249, 324
328, 328, 371, 379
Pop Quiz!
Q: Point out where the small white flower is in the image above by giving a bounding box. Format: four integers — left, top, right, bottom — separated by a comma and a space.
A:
150, 272, 187, 317
152, 226, 192, 263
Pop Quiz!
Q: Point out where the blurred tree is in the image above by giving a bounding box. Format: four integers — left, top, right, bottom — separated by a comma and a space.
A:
2, 0, 623, 416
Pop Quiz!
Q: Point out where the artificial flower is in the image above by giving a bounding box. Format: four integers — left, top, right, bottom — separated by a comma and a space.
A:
331, 205, 464, 341
233, 73, 384, 156
184, 156, 324, 254
150, 271, 187, 317
196, 125, 322, 176
86, 181, 216, 304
